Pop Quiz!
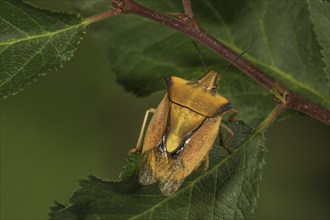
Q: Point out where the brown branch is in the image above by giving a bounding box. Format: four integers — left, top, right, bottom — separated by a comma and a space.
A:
112, 0, 330, 125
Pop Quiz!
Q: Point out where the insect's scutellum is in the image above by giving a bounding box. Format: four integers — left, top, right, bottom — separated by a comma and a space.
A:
130, 46, 250, 196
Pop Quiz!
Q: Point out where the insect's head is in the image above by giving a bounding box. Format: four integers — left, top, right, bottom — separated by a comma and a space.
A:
191, 41, 220, 90
192, 41, 252, 92
198, 70, 219, 90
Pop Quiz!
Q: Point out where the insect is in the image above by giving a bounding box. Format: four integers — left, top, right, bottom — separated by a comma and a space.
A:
129, 70, 238, 196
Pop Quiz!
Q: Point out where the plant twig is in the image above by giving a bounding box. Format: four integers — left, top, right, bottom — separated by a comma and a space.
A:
182, 0, 193, 19
111, 0, 330, 125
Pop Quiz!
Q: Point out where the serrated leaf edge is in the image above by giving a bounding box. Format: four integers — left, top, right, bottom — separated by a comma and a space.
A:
0, 0, 89, 100
128, 132, 265, 220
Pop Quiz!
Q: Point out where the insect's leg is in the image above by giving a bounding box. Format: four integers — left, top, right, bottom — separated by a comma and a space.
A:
220, 123, 235, 154
228, 108, 240, 122
202, 155, 209, 171
129, 108, 156, 154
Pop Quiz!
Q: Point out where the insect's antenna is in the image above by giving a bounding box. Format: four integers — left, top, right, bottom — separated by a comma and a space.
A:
192, 41, 208, 73
219, 45, 254, 79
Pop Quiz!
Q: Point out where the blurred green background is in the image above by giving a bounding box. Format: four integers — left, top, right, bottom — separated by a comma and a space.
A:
1, 1, 329, 219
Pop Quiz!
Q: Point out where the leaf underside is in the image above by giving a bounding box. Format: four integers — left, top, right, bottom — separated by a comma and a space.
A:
49, 121, 266, 220
73, 0, 329, 125
0, 0, 86, 99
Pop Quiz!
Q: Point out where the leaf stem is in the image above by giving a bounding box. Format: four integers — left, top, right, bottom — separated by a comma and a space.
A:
83, 9, 120, 26
256, 104, 286, 134
110, 0, 330, 125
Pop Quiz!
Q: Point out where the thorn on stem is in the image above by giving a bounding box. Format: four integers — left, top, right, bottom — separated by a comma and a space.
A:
112, 0, 126, 12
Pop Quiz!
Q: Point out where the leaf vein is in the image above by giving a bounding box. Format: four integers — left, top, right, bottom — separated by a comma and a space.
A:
0, 38, 51, 87
234, 146, 248, 219
204, 0, 233, 44
0, 17, 28, 36
0, 23, 84, 46
4, 0, 47, 33
185, 186, 193, 220
211, 169, 218, 220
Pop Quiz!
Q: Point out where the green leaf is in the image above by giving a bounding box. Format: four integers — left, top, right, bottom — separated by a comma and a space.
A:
74, 0, 329, 125
49, 121, 266, 220
0, 0, 87, 99
307, 0, 330, 86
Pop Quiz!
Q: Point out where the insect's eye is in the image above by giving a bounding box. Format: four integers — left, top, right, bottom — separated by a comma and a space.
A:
211, 87, 217, 95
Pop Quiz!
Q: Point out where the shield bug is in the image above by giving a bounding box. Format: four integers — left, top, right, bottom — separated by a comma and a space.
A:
130, 70, 237, 196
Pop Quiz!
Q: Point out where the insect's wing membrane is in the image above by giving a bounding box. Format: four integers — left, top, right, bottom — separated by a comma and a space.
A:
139, 149, 158, 185
158, 156, 186, 196
139, 148, 187, 196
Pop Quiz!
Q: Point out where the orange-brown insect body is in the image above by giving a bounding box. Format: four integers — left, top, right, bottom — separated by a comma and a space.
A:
138, 71, 231, 195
